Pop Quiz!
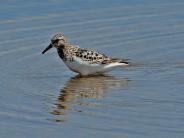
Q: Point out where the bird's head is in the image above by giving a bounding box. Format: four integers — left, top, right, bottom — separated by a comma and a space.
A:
42, 33, 68, 54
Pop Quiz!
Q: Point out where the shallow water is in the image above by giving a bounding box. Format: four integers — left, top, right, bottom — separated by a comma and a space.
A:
0, 0, 184, 138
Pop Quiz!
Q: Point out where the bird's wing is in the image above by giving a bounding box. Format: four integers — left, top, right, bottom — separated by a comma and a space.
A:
75, 48, 129, 65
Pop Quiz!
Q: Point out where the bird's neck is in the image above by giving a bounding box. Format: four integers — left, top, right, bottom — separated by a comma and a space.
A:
57, 44, 68, 60
57, 47, 64, 60
57, 45, 65, 59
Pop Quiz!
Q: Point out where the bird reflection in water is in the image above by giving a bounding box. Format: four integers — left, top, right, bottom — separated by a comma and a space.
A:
50, 75, 129, 122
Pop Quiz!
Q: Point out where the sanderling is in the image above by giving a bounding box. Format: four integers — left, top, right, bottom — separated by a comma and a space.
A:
42, 33, 129, 76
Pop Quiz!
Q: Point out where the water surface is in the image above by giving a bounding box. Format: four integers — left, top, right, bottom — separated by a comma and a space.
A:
0, 0, 184, 138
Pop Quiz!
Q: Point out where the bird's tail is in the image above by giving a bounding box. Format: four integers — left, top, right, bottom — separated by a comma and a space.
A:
118, 60, 130, 65
110, 58, 130, 66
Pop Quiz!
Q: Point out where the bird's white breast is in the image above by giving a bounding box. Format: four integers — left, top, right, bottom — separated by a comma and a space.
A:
63, 57, 126, 76
63, 57, 105, 75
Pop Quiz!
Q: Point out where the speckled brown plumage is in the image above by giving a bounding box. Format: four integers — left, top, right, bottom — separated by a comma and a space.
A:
42, 33, 129, 76
57, 44, 128, 65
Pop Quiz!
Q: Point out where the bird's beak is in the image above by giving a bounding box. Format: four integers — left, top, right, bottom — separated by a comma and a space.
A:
42, 44, 52, 54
